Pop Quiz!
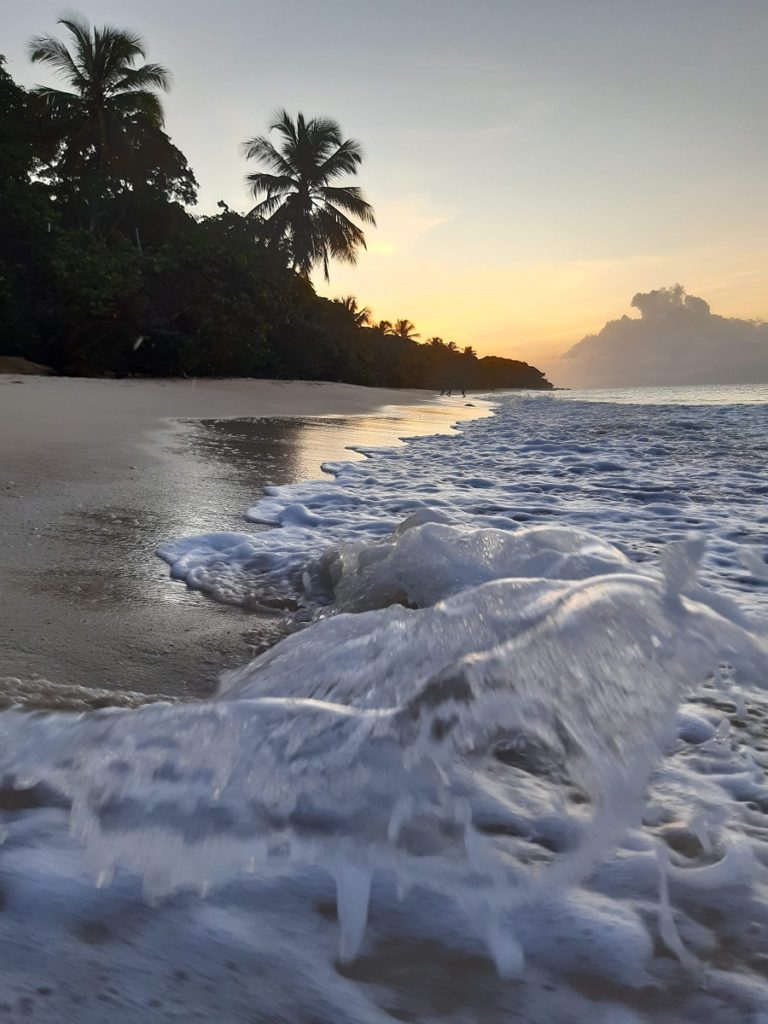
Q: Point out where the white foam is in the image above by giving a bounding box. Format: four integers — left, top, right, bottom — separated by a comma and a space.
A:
3, 393, 768, 1021
159, 396, 768, 620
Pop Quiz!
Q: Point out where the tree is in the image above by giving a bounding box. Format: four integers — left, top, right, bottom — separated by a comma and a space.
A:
333, 295, 371, 327
0, 54, 39, 184
244, 110, 375, 281
28, 13, 185, 231
1, 30, 554, 389
391, 318, 419, 340
463, 345, 477, 358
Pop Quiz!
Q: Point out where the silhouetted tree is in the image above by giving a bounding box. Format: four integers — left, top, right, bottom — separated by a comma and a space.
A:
391, 318, 419, 339
29, 13, 188, 232
333, 295, 371, 326
244, 110, 375, 281
0, 55, 41, 184
0, 35, 553, 390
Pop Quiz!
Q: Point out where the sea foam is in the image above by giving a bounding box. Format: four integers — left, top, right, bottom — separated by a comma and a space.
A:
2, 394, 768, 1022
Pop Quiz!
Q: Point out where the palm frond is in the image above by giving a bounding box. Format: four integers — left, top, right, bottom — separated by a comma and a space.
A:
317, 202, 367, 251
314, 206, 365, 273
245, 171, 296, 198
307, 115, 342, 141
57, 13, 96, 75
260, 199, 294, 242
249, 189, 297, 218
270, 108, 300, 147
333, 295, 371, 325
97, 24, 147, 63
28, 34, 86, 89
306, 116, 343, 164
352, 306, 372, 326
251, 196, 285, 218
316, 138, 363, 182
317, 185, 376, 225
392, 319, 419, 339
242, 135, 295, 177
114, 63, 172, 94
88, 21, 146, 82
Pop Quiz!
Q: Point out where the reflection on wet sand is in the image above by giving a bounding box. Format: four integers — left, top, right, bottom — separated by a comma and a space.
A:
1, 402, 485, 704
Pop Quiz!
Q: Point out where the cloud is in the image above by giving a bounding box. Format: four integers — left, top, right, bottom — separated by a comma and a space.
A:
555, 285, 768, 387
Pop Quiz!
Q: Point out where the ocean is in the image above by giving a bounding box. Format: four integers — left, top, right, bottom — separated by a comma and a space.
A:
555, 383, 768, 405
1, 384, 767, 1022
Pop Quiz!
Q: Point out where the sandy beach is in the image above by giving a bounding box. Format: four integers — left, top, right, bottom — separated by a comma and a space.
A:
0, 375, 486, 704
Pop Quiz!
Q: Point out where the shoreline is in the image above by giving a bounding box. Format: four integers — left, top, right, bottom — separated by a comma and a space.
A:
0, 376, 489, 703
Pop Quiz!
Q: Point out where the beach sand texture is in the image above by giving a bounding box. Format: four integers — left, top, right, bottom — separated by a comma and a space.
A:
0, 376, 485, 702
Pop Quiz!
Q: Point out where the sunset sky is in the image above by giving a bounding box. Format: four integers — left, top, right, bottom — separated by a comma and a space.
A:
5, 0, 767, 376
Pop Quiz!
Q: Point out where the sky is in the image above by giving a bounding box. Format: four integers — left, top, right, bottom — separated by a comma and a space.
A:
3, 0, 767, 382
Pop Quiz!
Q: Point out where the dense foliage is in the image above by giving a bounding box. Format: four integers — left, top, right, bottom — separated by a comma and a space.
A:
0, 29, 551, 389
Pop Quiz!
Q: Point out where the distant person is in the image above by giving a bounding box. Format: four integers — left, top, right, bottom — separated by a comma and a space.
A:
461, 388, 466, 398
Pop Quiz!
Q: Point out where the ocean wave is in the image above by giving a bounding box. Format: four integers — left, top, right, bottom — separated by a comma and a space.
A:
158, 396, 768, 618
2, 395, 768, 1021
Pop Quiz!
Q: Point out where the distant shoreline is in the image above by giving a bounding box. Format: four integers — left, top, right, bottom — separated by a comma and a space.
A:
0, 357, 554, 391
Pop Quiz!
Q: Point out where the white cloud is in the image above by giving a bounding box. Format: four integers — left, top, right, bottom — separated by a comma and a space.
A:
554, 285, 768, 387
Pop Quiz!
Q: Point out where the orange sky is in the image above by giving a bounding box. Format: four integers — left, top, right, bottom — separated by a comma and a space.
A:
316, 214, 768, 381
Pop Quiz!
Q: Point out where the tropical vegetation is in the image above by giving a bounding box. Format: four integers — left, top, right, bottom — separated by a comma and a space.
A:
0, 14, 552, 390
28, 14, 189, 235
244, 111, 375, 281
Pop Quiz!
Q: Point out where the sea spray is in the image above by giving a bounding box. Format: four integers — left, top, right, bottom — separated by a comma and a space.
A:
1, 530, 767, 976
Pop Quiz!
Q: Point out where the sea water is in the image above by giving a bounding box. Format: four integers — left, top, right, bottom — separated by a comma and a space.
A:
1, 386, 768, 1022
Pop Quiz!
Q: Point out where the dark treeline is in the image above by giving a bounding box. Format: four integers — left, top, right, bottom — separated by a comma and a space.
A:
0, 19, 551, 390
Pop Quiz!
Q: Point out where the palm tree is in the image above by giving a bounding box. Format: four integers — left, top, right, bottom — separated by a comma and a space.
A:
29, 14, 171, 230
243, 110, 375, 281
376, 320, 393, 335
391, 319, 419, 340
463, 345, 477, 359
334, 295, 371, 327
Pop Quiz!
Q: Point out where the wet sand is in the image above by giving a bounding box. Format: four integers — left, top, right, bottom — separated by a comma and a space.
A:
0, 376, 486, 702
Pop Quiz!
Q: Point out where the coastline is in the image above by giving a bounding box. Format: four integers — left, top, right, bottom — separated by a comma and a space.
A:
0, 376, 489, 702
0, 384, 767, 1021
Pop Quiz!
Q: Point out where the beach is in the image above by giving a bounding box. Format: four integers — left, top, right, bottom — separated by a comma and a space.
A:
0, 375, 486, 704
1, 382, 767, 1022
